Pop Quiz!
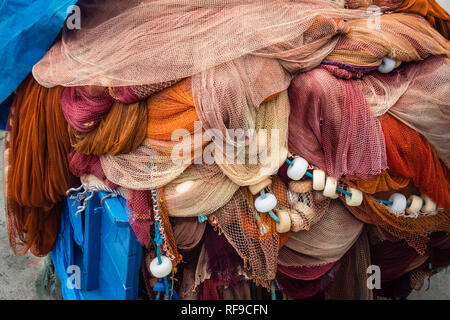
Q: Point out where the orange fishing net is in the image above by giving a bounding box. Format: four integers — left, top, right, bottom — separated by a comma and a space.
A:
69, 100, 148, 155
146, 78, 198, 141
380, 115, 450, 209
343, 116, 450, 254
393, 0, 450, 39
5, 75, 77, 256
326, 13, 450, 67
345, 194, 449, 255
347, 172, 410, 195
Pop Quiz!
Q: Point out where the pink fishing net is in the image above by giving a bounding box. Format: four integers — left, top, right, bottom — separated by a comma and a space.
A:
288, 66, 387, 180
60, 86, 114, 132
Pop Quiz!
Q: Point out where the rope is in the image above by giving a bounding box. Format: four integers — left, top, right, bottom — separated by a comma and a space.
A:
66, 183, 125, 216
285, 158, 433, 219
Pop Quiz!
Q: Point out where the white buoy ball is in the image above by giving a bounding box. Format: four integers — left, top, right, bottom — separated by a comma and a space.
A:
255, 193, 277, 213
149, 256, 173, 278
378, 57, 396, 73
388, 193, 407, 215
287, 157, 308, 181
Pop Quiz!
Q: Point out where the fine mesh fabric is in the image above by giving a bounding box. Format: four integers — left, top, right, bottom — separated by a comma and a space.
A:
32, 0, 365, 88
279, 199, 364, 267
323, 226, 373, 300
346, 0, 450, 39
357, 56, 450, 168
326, 13, 450, 67
5, 76, 77, 256
100, 139, 190, 190
164, 164, 239, 217
69, 100, 148, 156
288, 66, 387, 180
212, 90, 290, 186
345, 193, 450, 254
209, 189, 279, 288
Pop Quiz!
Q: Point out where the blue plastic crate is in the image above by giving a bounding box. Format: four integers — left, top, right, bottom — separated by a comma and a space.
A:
51, 191, 143, 300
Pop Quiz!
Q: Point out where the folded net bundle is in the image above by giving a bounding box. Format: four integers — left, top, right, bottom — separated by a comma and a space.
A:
326, 12, 450, 67
279, 200, 364, 267
68, 100, 148, 156
32, 0, 366, 88
357, 55, 450, 168
164, 164, 239, 217
100, 139, 190, 190
211, 90, 290, 187
380, 115, 450, 209
323, 226, 373, 300
288, 66, 387, 180
5, 76, 77, 256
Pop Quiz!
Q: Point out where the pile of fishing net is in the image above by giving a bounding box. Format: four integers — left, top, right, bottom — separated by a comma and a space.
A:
3, 0, 450, 300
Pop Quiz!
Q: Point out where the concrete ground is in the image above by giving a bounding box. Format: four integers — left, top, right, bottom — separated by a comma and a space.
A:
1, 0, 450, 300
0, 132, 44, 299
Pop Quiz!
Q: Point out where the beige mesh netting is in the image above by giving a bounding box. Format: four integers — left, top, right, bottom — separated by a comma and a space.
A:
164, 164, 239, 217
210, 90, 290, 186
100, 139, 190, 190
279, 199, 364, 267
32, 0, 365, 88
326, 13, 450, 67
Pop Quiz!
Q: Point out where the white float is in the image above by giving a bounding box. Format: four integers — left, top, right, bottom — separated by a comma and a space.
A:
312, 169, 326, 191
149, 256, 173, 278
388, 193, 407, 215
323, 176, 340, 199
287, 157, 308, 181
255, 193, 277, 213
378, 57, 396, 73
345, 188, 363, 206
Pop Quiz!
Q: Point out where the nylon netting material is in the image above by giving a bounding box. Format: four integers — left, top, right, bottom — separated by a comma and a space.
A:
32, 0, 366, 88
68, 99, 148, 156
345, 0, 450, 40
326, 13, 450, 67
208, 177, 294, 288
357, 55, 450, 168
278, 199, 364, 267
212, 90, 290, 186
380, 115, 450, 209
164, 164, 239, 217
5, 76, 77, 256
288, 66, 387, 180
323, 226, 373, 300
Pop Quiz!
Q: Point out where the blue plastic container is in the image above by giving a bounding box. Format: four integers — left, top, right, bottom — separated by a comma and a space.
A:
51, 191, 142, 300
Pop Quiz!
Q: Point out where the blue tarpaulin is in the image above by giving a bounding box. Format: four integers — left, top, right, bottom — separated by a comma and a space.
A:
0, 0, 78, 104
